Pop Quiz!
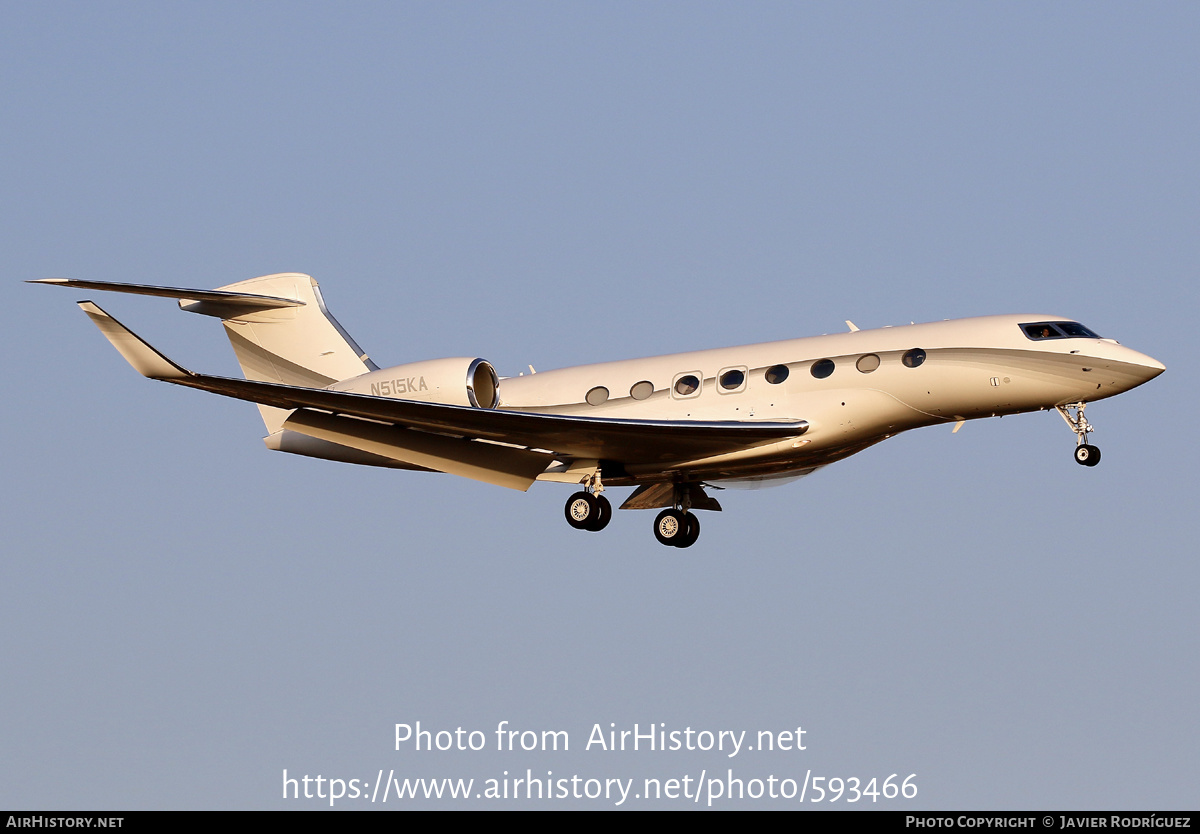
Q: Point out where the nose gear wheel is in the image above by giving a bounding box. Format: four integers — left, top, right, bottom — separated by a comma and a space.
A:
1057, 403, 1102, 467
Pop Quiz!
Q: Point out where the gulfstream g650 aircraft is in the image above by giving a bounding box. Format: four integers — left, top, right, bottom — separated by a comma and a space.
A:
34, 273, 1164, 547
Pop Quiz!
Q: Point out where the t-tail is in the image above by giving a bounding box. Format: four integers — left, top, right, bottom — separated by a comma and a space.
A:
31, 273, 376, 433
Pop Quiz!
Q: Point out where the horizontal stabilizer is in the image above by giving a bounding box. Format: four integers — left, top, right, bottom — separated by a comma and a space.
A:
77, 301, 189, 380
31, 278, 304, 310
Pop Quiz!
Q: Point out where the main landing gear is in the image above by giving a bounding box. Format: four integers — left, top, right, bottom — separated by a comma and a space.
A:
562, 476, 707, 546
1058, 402, 1101, 467
563, 471, 611, 532
649, 484, 712, 548
653, 508, 701, 548
564, 491, 611, 531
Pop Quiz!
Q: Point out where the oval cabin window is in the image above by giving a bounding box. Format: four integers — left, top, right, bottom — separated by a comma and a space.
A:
902, 349, 926, 368
630, 380, 654, 400
856, 354, 880, 373
585, 386, 609, 406
810, 359, 835, 379
719, 369, 745, 390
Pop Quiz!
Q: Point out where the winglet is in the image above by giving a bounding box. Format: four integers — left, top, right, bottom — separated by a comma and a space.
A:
845, 320, 860, 332
77, 301, 191, 380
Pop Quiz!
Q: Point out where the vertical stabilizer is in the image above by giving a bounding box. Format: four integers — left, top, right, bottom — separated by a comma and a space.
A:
180, 273, 376, 433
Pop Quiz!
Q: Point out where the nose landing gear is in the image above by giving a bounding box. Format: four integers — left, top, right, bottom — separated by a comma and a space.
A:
1058, 402, 1101, 467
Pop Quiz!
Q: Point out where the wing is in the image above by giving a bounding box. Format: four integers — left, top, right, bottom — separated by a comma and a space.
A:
75, 302, 809, 490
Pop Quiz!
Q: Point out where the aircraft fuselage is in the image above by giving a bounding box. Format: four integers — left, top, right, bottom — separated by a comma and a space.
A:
498, 314, 1164, 485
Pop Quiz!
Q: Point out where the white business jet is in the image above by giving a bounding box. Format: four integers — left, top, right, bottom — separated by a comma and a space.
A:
33, 273, 1164, 547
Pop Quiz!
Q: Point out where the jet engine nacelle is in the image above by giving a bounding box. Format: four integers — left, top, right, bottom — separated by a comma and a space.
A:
330, 357, 500, 408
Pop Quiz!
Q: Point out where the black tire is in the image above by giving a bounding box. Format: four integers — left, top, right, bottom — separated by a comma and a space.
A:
653, 509, 687, 546
565, 491, 597, 530
1074, 444, 1101, 467
587, 494, 612, 532
674, 512, 700, 548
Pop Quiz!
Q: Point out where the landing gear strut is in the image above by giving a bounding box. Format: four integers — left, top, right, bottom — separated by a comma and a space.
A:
1058, 402, 1101, 467
563, 471, 611, 532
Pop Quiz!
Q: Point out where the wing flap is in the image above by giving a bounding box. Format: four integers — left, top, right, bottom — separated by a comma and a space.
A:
284, 409, 553, 491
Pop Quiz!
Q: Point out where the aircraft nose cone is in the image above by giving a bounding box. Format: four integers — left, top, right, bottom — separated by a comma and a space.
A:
1134, 351, 1166, 379
1088, 344, 1165, 392
1119, 348, 1166, 386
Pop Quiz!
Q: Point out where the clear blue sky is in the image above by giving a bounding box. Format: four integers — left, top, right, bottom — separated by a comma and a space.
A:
3, 2, 1196, 808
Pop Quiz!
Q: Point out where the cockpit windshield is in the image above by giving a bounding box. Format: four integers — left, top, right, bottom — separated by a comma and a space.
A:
1020, 321, 1101, 341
